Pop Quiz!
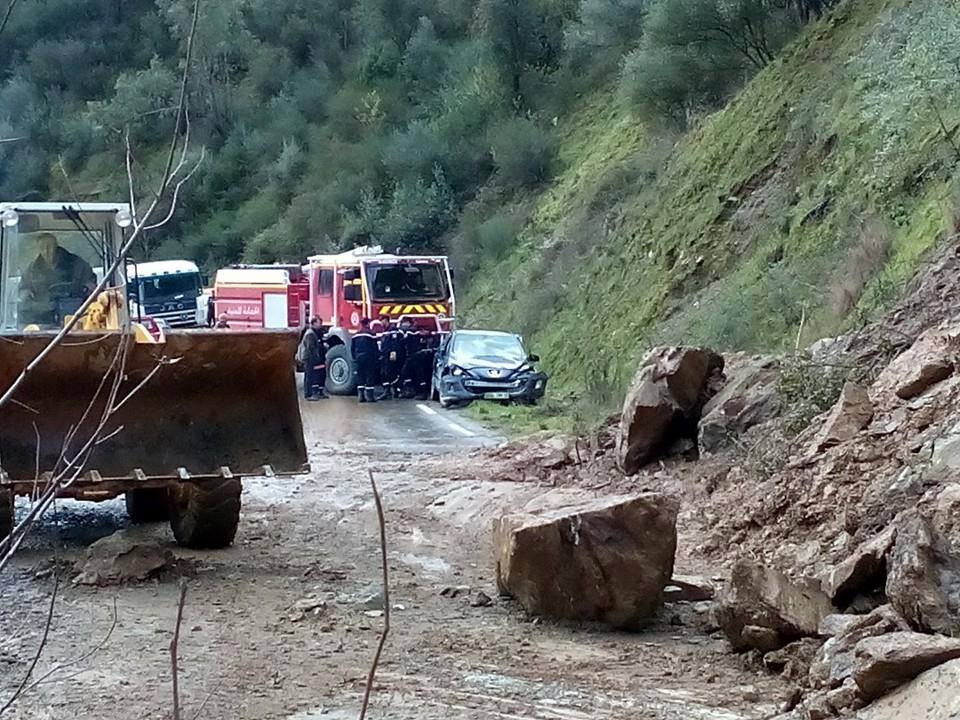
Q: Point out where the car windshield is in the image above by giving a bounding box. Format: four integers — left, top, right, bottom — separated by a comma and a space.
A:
367, 262, 446, 301
450, 333, 527, 367
136, 273, 200, 300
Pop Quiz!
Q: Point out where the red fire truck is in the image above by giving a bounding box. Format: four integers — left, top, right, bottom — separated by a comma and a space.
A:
212, 265, 310, 330
307, 246, 455, 395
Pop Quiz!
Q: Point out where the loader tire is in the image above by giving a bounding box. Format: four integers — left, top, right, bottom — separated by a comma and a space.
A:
170, 478, 242, 549
125, 488, 171, 524
0, 489, 13, 543
325, 345, 357, 396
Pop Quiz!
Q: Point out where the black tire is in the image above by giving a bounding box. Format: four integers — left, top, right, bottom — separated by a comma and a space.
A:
169, 478, 242, 549
325, 345, 357, 396
125, 488, 171, 524
0, 489, 13, 543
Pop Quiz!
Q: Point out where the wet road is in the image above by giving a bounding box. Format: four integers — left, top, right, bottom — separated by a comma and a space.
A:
300, 395, 504, 456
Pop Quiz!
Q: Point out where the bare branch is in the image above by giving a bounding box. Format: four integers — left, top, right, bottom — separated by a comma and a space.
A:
359, 469, 390, 720
22, 597, 118, 694
0, 0, 20, 38
0, 574, 59, 716
171, 580, 188, 720
158, 0, 201, 200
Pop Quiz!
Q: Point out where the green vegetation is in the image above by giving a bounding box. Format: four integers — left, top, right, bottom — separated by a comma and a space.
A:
465, 0, 960, 429
2, 0, 957, 434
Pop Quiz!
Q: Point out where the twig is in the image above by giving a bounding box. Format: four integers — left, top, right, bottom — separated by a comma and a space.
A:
23, 597, 118, 694
0, 574, 59, 716
359, 470, 390, 720
795, 304, 806, 351
171, 580, 188, 720
0, 0, 20, 38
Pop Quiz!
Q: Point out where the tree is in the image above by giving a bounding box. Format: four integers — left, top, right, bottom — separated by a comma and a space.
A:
644, 0, 798, 71
565, 0, 648, 62
476, 0, 564, 105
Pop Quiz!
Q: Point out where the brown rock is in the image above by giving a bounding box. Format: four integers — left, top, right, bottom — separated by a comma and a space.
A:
853, 632, 960, 701
73, 530, 173, 586
885, 512, 960, 636
821, 525, 897, 606
809, 605, 911, 691
493, 493, 679, 629
818, 613, 863, 638
853, 658, 960, 719
895, 360, 954, 399
617, 346, 723, 475
825, 678, 865, 714
742, 625, 781, 652
764, 638, 823, 681
810, 382, 874, 452
716, 560, 834, 651
663, 574, 715, 602
698, 354, 781, 454
872, 325, 959, 401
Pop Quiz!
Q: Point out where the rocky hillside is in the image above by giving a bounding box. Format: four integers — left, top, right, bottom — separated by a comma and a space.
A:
449, 229, 960, 718
463, 0, 960, 420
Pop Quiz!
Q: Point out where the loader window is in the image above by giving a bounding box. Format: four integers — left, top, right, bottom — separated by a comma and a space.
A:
368, 262, 446, 302
2, 226, 101, 330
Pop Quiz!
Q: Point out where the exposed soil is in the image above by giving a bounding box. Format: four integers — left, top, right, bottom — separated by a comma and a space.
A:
0, 402, 788, 720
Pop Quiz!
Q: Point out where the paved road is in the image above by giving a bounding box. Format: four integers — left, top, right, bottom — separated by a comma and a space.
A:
301, 395, 504, 456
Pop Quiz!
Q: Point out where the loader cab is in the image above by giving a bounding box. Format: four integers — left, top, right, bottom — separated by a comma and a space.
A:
0, 203, 131, 332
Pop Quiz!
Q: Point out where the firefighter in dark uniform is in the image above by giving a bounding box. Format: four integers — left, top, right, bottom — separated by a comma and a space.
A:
379, 321, 404, 399
398, 319, 424, 398
352, 318, 380, 403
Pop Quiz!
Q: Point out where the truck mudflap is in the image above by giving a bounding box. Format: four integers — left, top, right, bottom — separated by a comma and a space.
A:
0, 330, 308, 492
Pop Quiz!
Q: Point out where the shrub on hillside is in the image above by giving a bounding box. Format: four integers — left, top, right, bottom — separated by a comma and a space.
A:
488, 117, 555, 188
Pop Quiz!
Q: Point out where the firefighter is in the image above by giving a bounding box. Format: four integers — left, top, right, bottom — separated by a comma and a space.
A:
402, 346, 436, 400
379, 321, 403, 399
299, 316, 327, 401
351, 317, 380, 403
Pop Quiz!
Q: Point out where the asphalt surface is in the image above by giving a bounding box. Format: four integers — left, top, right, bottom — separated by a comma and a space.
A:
301, 394, 503, 456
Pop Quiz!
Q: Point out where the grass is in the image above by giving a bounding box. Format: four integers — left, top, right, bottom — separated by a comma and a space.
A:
461, 0, 960, 434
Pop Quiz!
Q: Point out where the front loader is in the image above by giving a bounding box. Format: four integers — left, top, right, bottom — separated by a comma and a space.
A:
0, 203, 308, 548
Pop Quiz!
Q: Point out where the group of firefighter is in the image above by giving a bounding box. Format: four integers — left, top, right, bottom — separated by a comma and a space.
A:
300, 316, 439, 403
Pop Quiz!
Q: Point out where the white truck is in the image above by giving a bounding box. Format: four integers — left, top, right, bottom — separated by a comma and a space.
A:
126, 259, 207, 327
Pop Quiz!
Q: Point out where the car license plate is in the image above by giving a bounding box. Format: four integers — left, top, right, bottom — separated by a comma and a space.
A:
485, 392, 510, 400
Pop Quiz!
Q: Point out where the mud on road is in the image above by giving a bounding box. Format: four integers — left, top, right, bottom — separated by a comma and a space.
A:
0, 398, 786, 719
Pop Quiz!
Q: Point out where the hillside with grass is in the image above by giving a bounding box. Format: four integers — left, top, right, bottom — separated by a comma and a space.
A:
463, 0, 960, 427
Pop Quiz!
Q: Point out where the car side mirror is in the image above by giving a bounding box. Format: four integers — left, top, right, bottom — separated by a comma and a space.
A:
528, 354, 540, 363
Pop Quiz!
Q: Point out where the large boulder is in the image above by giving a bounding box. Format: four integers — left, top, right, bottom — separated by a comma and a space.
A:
809, 382, 874, 453
853, 632, 960, 701
853, 658, 960, 719
617, 346, 723, 475
698, 354, 781, 454
716, 560, 834, 651
493, 493, 679, 629
885, 512, 960, 636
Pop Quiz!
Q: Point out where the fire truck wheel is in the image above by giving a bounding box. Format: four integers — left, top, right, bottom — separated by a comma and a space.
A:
325, 345, 358, 396
169, 478, 242, 549
0, 489, 13, 542
125, 488, 171, 523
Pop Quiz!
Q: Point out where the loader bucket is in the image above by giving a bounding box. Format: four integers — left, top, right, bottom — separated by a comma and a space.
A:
0, 330, 307, 483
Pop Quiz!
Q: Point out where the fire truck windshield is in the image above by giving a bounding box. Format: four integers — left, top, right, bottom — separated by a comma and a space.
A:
367, 262, 446, 302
